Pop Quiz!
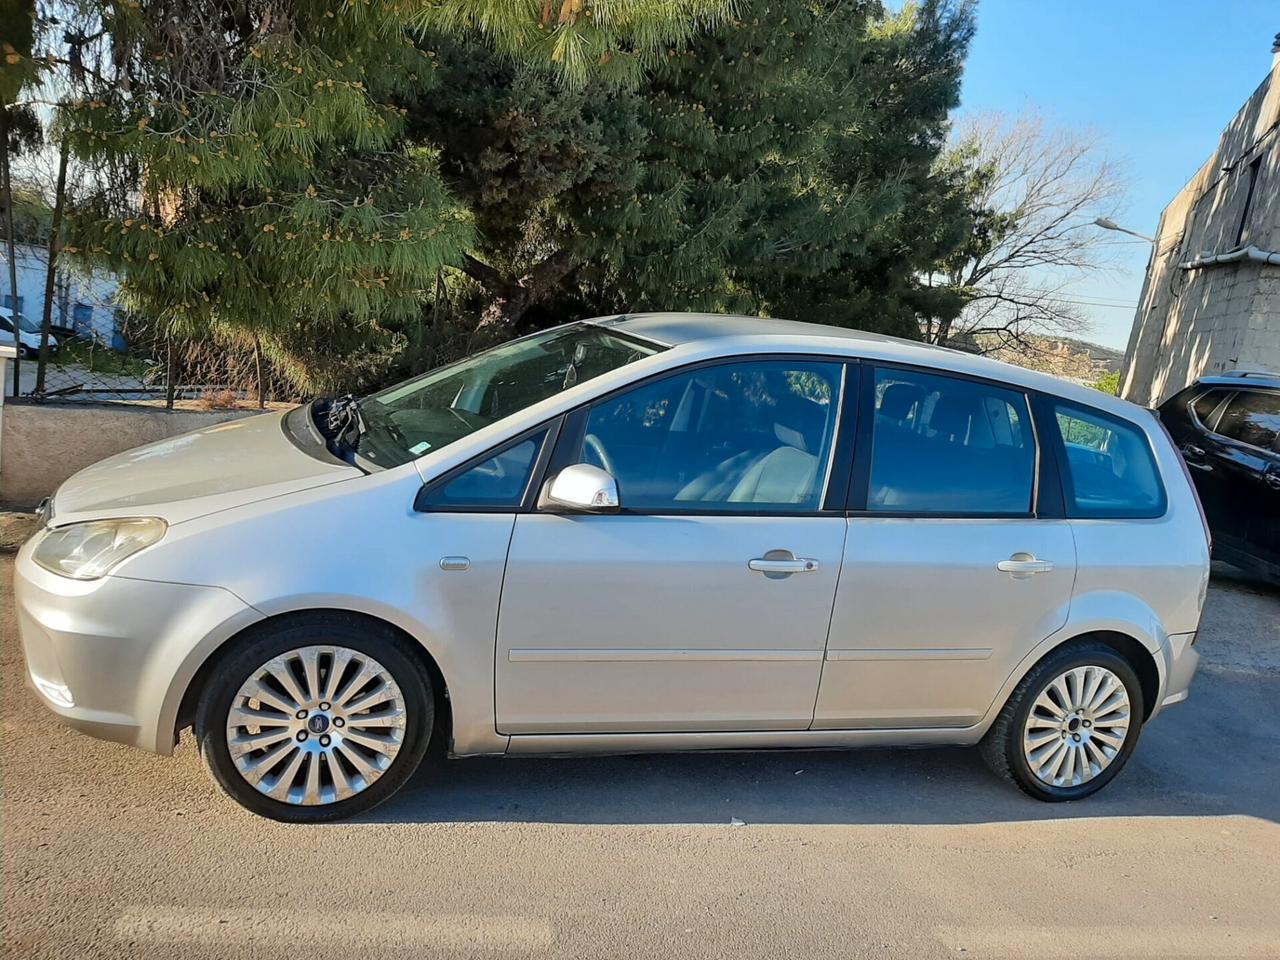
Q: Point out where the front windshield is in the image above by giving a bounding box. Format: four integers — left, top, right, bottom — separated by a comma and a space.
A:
355, 324, 665, 468
17, 315, 40, 334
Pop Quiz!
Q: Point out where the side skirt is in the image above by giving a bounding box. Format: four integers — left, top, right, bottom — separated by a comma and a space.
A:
503, 725, 986, 756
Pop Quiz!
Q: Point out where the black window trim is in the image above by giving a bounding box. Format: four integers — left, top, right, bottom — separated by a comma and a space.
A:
414, 417, 563, 514
845, 359, 1054, 521
1044, 397, 1169, 521
533, 352, 857, 519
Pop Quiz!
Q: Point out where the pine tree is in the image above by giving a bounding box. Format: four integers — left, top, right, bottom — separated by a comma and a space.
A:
417, 0, 975, 339
50, 0, 729, 392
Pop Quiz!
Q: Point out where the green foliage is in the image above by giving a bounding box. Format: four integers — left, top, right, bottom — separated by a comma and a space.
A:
419, 0, 976, 342
1090, 370, 1120, 396
0, 0, 39, 104
45, 0, 732, 392
410, 0, 730, 87
57, 1, 471, 387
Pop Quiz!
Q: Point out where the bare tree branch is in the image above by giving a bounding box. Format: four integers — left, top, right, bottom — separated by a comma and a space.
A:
926, 112, 1127, 353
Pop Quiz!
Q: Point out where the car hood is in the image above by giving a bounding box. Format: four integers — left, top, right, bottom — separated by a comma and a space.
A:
50, 409, 360, 526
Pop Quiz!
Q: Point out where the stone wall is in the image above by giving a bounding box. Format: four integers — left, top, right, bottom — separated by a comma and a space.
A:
0, 402, 264, 506
1120, 54, 1280, 406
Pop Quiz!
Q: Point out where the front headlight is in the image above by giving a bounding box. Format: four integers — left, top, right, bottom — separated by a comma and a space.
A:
32, 518, 167, 580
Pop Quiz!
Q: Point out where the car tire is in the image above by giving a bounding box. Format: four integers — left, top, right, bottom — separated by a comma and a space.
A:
195, 612, 434, 822
979, 642, 1145, 802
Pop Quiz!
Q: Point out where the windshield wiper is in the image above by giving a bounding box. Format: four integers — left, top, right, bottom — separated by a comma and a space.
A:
314, 394, 366, 462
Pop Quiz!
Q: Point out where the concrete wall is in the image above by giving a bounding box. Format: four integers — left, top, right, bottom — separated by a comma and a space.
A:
1120, 52, 1280, 406
0, 402, 262, 506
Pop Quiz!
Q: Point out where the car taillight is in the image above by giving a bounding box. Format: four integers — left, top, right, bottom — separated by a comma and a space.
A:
1155, 412, 1211, 553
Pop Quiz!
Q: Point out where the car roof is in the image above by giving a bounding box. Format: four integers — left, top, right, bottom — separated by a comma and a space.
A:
1189, 374, 1280, 392
594, 312, 1153, 423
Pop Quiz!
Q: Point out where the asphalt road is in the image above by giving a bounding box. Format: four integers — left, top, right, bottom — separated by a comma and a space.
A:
3, 556, 1279, 960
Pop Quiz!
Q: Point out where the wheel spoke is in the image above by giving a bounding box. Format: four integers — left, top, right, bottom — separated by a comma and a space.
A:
342, 683, 398, 716
1091, 728, 1125, 751
327, 751, 356, 801
265, 658, 309, 708
1088, 675, 1118, 712
1083, 738, 1108, 771
303, 752, 324, 806
1032, 692, 1067, 722
322, 648, 355, 702
1060, 742, 1078, 783
333, 661, 379, 708
237, 739, 298, 784
340, 728, 402, 755
265, 747, 308, 801
228, 727, 295, 757
228, 705, 292, 728
335, 742, 384, 784
242, 681, 296, 715
300, 649, 323, 704
343, 707, 406, 729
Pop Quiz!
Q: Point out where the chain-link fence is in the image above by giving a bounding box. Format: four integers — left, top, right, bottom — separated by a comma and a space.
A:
8, 324, 300, 409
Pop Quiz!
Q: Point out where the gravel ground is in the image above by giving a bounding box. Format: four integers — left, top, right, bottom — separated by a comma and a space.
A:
2, 554, 1278, 960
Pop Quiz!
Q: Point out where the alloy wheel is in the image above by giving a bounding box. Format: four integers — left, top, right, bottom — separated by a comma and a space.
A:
225, 645, 407, 806
1021, 665, 1131, 788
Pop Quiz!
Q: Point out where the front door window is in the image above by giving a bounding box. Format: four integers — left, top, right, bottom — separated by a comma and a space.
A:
573, 359, 844, 512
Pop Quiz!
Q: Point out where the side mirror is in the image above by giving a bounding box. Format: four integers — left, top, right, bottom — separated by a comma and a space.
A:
541, 463, 620, 513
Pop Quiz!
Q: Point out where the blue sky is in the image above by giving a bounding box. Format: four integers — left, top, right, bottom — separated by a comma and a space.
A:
957, 0, 1278, 349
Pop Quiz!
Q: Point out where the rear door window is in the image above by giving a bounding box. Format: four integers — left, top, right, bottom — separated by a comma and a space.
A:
1213, 390, 1280, 452
866, 368, 1036, 515
1053, 404, 1165, 518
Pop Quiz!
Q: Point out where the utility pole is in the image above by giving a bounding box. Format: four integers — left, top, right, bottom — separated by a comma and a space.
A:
35, 137, 69, 394
1, 106, 22, 396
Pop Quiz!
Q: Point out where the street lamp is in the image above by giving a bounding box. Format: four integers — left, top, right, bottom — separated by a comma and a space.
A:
1094, 217, 1155, 243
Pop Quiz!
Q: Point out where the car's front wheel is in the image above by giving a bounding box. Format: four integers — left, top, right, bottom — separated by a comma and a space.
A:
980, 642, 1145, 801
194, 614, 434, 822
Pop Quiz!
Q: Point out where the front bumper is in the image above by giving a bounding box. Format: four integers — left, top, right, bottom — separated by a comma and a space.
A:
14, 537, 262, 754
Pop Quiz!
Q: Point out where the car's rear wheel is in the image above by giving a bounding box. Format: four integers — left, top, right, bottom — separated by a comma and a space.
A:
195, 614, 433, 822
980, 642, 1145, 801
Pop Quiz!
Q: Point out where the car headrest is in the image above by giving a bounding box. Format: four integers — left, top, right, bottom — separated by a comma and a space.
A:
929, 393, 979, 442
879, 383, 924, 422
772, 390, 826, 453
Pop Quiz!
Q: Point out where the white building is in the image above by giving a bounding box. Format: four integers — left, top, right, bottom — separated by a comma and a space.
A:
1, 241, 123, 348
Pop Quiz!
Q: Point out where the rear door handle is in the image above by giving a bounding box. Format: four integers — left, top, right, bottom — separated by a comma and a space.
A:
1264, 470, 1280, 490
997, 554, 1054, 577
1182, 444, 1206, 458
749, 557, 819, 574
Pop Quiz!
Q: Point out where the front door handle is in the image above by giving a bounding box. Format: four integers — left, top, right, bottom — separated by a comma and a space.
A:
997, 554, 1054, 578
749, 556, 819, 576
1264, 470, 1280, 490
1182, 443, 1206, 459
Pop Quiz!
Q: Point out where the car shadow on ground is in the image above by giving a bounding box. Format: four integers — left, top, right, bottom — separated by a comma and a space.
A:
358, 660, 1279, 827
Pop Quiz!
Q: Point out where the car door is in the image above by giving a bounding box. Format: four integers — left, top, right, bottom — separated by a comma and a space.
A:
494, 357, 852, 735
1173, 388, 1252, 554
813, 365, 1076, 730
1210, 389, 1280, 567
1165, 387, 1231, 532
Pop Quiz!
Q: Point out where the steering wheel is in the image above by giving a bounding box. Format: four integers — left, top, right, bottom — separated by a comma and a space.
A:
582, 433, 617, 476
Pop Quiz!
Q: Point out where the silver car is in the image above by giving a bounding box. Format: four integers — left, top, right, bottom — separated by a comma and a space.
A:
15, 315, 1209, 821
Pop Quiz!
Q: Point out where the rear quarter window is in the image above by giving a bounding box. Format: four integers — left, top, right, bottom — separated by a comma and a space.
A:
1052, 403, 1166, 519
